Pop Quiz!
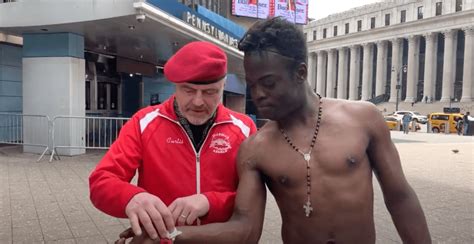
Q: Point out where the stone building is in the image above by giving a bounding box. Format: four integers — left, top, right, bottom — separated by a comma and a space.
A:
304, 0, 473, 105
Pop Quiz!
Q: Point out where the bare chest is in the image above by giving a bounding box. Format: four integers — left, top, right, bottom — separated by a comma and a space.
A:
258, 129, 371, 189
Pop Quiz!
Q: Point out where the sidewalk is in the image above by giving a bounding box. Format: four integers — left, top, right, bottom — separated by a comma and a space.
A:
0, 132, 473, 243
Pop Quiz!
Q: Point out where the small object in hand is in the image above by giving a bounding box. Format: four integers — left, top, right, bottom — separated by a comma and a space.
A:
451, 149, 459, 154
167, 228, 182, 239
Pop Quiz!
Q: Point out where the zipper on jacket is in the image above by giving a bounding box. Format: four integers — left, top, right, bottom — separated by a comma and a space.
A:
195, 153, 201, 226
157, 114, 231, 224
196, 153, 201, 194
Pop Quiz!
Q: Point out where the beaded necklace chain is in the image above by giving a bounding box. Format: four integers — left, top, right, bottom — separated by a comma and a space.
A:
279, 94, 323, 217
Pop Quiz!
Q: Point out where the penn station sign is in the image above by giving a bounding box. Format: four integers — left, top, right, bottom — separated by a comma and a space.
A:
184, 11, 239, 48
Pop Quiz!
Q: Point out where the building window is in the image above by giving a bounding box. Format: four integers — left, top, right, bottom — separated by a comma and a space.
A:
385, 14, 390, 26
370, 17, 376, 29
418, 6, 423, 19
218, 0, 225, 16
436, 2, 442, 16
110, 84, 118, 110
98, 83, 107, 110
400, 10, 406, 23
455, 0, 462, 12
333, 26, 338, 36
313, 30, 317, 41
357, 20, 362, 32
86, 82, 91, 110
304, 32, 307, 41
323, 28, 327, 38
211, 0, 216, 12
97, 83, 119, 111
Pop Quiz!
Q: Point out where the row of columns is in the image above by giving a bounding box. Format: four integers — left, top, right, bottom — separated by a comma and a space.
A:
309, 26, 474, 102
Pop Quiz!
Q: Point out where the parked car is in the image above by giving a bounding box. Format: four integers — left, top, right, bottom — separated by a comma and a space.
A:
428, 112, 463, 133
392, 111, 428, 124
384, 116, 420, 131
384, 116, 399, 130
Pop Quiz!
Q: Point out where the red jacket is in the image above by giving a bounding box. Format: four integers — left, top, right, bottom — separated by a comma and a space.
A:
89, 96, 257, 224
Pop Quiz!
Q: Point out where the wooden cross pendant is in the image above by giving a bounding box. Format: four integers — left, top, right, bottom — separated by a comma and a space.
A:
303, 199, 313, 217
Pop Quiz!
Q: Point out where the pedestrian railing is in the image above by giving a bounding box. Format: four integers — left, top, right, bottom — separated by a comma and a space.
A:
50, 115, 129, 162
0, 113, 51, 161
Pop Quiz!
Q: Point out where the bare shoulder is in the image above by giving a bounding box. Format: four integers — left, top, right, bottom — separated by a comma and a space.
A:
247, 121, 278, 149
237, 121, 278, 166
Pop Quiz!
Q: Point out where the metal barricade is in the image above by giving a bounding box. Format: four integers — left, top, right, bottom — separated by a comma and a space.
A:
0, 113, 51, 161
51, 116, 130, 162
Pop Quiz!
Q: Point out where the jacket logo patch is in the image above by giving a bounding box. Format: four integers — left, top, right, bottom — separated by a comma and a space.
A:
209, 133, 232, 154
166, 137, 184, 144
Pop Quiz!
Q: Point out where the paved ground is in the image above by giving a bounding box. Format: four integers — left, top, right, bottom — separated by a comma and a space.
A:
0, 131, 472, 243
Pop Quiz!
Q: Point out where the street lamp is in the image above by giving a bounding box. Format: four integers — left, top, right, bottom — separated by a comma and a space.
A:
392, 64, 407, 111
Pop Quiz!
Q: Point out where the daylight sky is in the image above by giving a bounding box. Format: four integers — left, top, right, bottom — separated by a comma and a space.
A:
308, 0, 382, 20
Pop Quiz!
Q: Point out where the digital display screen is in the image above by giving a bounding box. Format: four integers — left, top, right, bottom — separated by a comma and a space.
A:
232, 0, 308, 24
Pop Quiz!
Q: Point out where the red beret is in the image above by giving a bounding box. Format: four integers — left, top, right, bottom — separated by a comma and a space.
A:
164, 41, 227, 84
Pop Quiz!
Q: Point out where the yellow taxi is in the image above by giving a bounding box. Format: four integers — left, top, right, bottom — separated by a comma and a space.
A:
428, 112, 463, 133
384, 116, 399, 130
384, 116, 421, 131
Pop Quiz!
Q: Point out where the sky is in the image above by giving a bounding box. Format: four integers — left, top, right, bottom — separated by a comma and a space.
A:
308, 0, 382, 20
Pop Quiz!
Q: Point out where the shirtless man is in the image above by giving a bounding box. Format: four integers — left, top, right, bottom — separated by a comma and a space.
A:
125, 17, 431, 244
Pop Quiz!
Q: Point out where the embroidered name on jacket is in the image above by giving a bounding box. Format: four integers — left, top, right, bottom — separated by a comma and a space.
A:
209, 133, 232, 154
167, 137, 184, 144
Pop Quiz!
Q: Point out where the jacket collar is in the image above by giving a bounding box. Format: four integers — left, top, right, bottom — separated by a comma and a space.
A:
158, 95, 233, 124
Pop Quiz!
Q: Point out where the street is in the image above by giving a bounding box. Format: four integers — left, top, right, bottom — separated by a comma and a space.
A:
0, 132, 472, 243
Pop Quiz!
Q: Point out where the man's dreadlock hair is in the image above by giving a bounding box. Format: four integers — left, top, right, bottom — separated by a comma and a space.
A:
238, 17, 307, 72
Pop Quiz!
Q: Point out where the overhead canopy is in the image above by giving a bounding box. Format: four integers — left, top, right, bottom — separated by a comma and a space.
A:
0, 0, 246, 76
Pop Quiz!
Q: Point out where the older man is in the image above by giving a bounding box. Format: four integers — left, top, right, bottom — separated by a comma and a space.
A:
89, 41, 256, 241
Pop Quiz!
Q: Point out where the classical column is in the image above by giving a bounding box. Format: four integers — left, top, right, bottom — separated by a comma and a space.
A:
326, 49, 337, 98
389, 38, 403, 102
349, 45, 361, 100
307, 52, 317, 90
405, 35, 420, 103
441, 29, 458, 102
337, 47, 348, 99
361, 43, 373, 100
461, 27, 474, 102
375, 40, 388, 97
316, 51, 327, 96
423, 32, 438, 102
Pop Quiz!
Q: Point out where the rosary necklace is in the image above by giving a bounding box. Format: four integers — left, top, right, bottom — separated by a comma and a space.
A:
279, 94, 323, 217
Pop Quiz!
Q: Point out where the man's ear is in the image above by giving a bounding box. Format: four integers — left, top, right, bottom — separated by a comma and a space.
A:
295, 62, 307, 84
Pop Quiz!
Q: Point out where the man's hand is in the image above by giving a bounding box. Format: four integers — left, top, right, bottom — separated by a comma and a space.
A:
125, 192, 175, 240
114, 227, 133, 244
168, 194, 210, 226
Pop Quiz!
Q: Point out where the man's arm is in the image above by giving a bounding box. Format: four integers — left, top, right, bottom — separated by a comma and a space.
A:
175, 137, 267, 244
364, 104, 431, 243
89, 115, 146, 217
89, 114, 175, 239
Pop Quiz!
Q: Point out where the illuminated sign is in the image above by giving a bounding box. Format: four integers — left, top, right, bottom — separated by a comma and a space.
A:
232, 0, 271, 19
232, 0, 308, 24
184, 12, 239, 48
274, 0, 308, 24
